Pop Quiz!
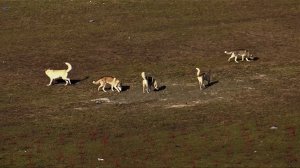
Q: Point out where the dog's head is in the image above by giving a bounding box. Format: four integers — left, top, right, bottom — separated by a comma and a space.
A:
249, 54, 254, 60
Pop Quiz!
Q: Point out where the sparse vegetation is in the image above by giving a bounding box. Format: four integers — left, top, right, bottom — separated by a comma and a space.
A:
1, 0, 300, 167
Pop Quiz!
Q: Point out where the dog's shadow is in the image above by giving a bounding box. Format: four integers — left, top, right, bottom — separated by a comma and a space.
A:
154, 85, 167, 92
101, 85, 130, 92
54, 76, 89, 85
205, 80, 218, 88
236, 57, 259, 62
121, 85, 130, 92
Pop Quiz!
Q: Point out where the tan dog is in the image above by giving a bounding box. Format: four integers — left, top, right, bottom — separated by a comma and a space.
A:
224, 49, 254, 63
45, 62, 72, 86
196, 68, 211, 90
141, 72, 159, 93
92, 76, 122, 92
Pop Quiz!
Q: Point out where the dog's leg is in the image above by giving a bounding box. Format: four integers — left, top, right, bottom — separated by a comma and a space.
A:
64, 80, 68, 86
97, 85, 102, 91
47, 78, 53, 86
67, 78, 71, 84
116, 84, 122, 92
62, 77, 70, 86
142, 83, 145, 93
98, 82, 105, 91
153, 80, 158, 90
199, 82, 202, 90
111, 84, 114, 91
234, 56, 239, 63
229, 53, 237, 62
146, 83, 150, 93
228, 54, 235, 62
241, 55, 245, 61
197, 77, 203, 90
115, 86, 120, 92
246, 57, 250, 62
113, 84, 121, 92
198, 79, 202, 90
145, 85, 150, 93
143, 81, 149, 93
102, 83, 107, 92
142, 82, 145, 93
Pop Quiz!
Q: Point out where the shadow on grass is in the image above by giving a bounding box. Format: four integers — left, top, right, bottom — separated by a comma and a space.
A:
121, 85, 130, 92
206, 80, 218, 88
234, 57, 259, 62
154, 85, 166, 92
252, 57, 259, 61
54, 76, 89, 85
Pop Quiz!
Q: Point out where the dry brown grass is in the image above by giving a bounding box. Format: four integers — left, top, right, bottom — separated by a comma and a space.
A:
1, 0, 300, 167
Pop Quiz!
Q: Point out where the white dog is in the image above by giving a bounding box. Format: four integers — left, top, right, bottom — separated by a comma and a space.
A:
196, 68, 211, 90
141, 72, 159, 93
45, 62, 72, 86
224, 49, 254, 63
92, 76, 122, 92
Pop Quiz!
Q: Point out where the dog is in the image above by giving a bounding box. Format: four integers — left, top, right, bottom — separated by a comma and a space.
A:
92, 76, 122, 92
45, 62, 72, 86
141, 72, 159, 93
224, 49, 254, 63
196, 68, 211, 90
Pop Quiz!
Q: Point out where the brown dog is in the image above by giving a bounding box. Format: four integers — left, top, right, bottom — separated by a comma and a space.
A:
92, 76, 122, 92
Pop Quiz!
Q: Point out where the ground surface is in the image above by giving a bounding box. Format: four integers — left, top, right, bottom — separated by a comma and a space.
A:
1, 0, 300, 167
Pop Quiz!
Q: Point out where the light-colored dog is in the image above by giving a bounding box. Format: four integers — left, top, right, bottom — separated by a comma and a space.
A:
45, 62, 72, 86
92, 76, 122, 92
141, 72, 159, 93
224, 49, 254, 63
196, 68, 211, 90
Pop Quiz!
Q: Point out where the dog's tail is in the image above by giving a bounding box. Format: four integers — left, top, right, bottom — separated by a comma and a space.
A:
196, 68, 200, 77
141, 72, 147, 80
92, 80, 100, 85
65, 62, 72, 72
224, 51, 232, 55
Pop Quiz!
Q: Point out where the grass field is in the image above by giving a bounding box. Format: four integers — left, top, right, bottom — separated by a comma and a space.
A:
1, 0, 300, 167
